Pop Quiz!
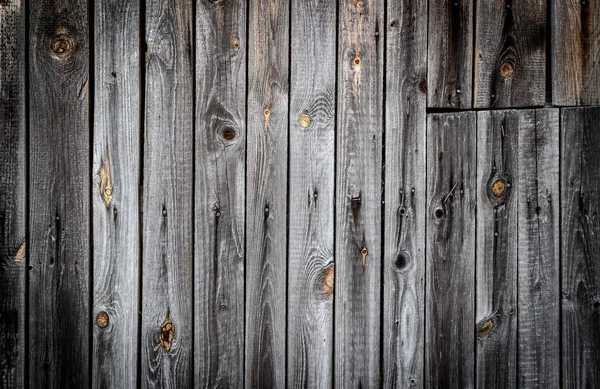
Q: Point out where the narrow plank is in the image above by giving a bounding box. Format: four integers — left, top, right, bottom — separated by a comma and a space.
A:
244, 0, 289, 386
195, 0, 246, 387
561, 107, 600, 387
382, 0, 427, 386
475, 110, 521, 388
142, 1, 194, 387
552, 1, 600, 105
92, 0, 140, 387
287, 0, 336, 386
0, 1, 25, 387
28, 0, 90, 387
335, 0, 383, 386
474, 0, 546, 108
517, 108, 559, 388
427, 0, 473, 108
425, 112, 476, 388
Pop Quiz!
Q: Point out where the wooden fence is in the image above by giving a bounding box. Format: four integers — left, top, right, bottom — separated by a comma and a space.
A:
1, 0, 599, 388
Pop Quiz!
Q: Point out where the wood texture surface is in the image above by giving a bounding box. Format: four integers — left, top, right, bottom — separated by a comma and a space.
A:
142, 1, 194, 387
28, 0, 91, 387
92, 0, 140, 387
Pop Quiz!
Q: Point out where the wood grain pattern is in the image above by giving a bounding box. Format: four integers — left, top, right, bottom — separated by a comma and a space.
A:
245, 0, 289, 387
0, 1, 25, 387
516, 108, 559, 388
427, 0, 473, 108
195, 0, 246, 387
92, 0, 140, 387
28, 0, 90, 387
561, 107, 600, 387
474, 0, 546, 108
287, 0, 336, 387
382, 0, 427, 386
426, 112, 476, 388
553, 0, 600, 105
142, 1, 194, 387
335, 0, 383, 386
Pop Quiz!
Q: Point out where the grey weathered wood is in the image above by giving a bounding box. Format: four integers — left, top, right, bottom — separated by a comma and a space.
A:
552, 1, 600, 105
474, 0, 546, 108
475, 110, 521, 388
335, 0, 383, 387
245, 0, 288, 387
92, 0, 140, 387
427, 0, 473, 108
517, 108, 560, 388
142, 1, 194, 387
382, 0, 427, 386
561, 107, 600, 387
287, 0, 336, 387
28, 0, 90, 387
425, 112, 476, 388
0, 1, 25, 388
195, 0, 246, 387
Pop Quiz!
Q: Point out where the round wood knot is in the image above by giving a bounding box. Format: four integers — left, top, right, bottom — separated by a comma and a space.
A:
395, 253, 408, 270
220, 126, 237, 141
491, 179, 506, 197
434, 207, 444, 219
96, 311, 109, 328
231, 36, 240, 49
298, 114, 312, 128
353, 56, 361, 69
160, 316, 174, 352
500, 62, 514, 79
477, 319, 493, 340
264, 108, 271, 117
50, 36, 74, 60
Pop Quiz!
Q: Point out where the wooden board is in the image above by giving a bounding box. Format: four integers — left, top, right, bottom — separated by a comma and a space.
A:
287, 0, 336, 386
142, 1, 194, 387
561, 107, 600, 387
335, 0, 383, 387
425, 112, 476, 388
427, 0, 473, 108
194, 1, 246, 387
0, 1, 25, 387
28, 0, 91, 387
92, 1, 140, 388
516, 108, 560, 388
553, 1, 600, 105
474, 0, 546, 108
245, 0, 288, 387
382, 0, 427, 386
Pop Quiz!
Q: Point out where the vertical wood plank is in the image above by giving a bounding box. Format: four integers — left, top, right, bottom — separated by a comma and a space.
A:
0, 1, 25, 387
335, 0, 383, 386
92, 1, 140, 387
195, 0, 246, 387
245, 0, 288, 386
142, 1, 194, 387
561, 107, 600, 387
552, 1, 600, 105
382, 0, 427, 386
474, 0, 546, 108
287, 0, 336, 387
427, 0, 473, 108
29, 0, 90, 387
425, 112, 476, 388
517, 108, 560, 388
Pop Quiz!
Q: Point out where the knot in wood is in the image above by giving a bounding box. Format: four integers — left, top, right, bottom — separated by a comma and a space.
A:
220, 126, 237, 141
298, 114, 312, 128
160, 316, 174, 352
231, 36, 240, 49
50, 35, 74, 60
15, 241, 26, 262
500, 62, 514, 79
491, 179, 506, 197
321, 264, 335, 296
477, 319, 493, 340
352, 56, 362, 70
96, 312, 109, 328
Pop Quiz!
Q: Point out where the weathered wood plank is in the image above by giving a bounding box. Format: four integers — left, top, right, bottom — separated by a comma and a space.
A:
517, 108, 560, 388
561, 107, 600, 387
287, 0, 336, 387
425, 112, 476, 388
0, 1, 25, 387
92, 0, 140, 387
29, 0, 90, 387
335, 0, 383, 387
552, 1, 600, 105
195, 0, 246, 387
245, 0, 288, 386
142, 1, 194, 387
427, 0, 473, 108
382, 0, 427, 386
474, 0, 546, 108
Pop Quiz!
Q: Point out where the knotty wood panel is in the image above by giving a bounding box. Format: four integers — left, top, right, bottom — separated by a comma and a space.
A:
29, 0, 90, 387
0, 1, 25, 387
142, 1, 194, 387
